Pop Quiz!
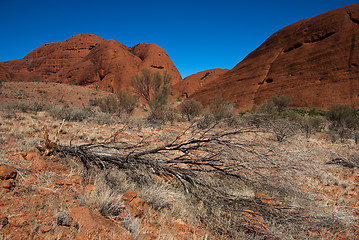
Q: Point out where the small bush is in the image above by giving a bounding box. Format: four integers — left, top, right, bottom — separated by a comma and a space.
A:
97, 95, 119, 114
197, 112, 216, 129
269, 119, 298, 142
208, 95, 237, 122
281, 109, 303, 123
117, 90, 138, 115
327, 104, 359, 130
270, 94, 292, 112
301, 115, 324, 138
147, 104, 176, 123
122, 214, 141, 237
131, 69, 173, 122
141, 185, 179, 210
88, 174, 125, 217
251, 100, 278, 118
178, 99, 203, 121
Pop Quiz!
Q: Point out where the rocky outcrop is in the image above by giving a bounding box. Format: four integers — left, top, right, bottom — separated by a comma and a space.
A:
0, 34, 182, 93
173, 68, 229, 99
191, 3, 359, 110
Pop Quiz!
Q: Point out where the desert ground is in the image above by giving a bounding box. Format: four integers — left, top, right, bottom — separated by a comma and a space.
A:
0, 81, 358, 239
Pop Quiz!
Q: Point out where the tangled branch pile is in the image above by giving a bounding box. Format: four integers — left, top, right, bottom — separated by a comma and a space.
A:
50, 124, 354, 238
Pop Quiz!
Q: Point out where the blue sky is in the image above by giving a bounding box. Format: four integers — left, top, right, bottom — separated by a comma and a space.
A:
0, 0, 357, 78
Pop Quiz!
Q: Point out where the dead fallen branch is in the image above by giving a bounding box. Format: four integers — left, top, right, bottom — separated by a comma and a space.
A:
49, 124, 353, 238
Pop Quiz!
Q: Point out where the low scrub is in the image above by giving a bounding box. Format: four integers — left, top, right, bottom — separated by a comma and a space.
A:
2, 101, 45, 114
178, 99, 203, 121
48, 105, 93, 122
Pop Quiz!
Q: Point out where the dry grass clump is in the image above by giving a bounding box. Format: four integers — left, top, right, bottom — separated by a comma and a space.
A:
87, 174, 124, 217
54, 211, 71, 227
122, 213, 141, 238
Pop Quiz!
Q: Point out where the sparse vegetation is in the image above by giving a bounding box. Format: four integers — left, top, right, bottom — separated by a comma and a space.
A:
48, 104, 93, 121
207, 95, 238, 125
48, 121, 357, 239
178, 99, 203, 121
2, 101, 45, 114
270, 94, 292, 112
131, 69, 174, 122
117, 90, 138, 115
96, 95, 119, 114
1, 83, 359, 239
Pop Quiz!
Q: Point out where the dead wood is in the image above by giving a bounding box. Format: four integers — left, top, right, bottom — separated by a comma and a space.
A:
49, 124, 352, 238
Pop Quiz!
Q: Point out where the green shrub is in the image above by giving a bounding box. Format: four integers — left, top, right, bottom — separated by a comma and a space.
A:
178, 99, 203, 121
308, 107, 327, 116
281, 109, 304, 123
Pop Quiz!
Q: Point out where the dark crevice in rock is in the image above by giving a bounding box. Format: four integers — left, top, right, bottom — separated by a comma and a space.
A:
303, 32, 335, 44
347, 11, 359, 24
201, 72, 211, 80
88, 45, 96, 50
284, 32, 335, 53
99, 72, 109, 81
283, 42, 303, 53
150, 65, 164, 69
349, 33, 356, 71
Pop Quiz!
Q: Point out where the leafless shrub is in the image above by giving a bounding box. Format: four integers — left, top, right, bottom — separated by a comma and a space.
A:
300, 115, 324, 138
90, 111, 117, 125
269, 119, 298, 142
196, 112, 216, 129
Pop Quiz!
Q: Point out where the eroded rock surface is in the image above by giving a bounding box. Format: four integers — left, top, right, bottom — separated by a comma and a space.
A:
0, 34, 182, 93
192, 3, 359, 110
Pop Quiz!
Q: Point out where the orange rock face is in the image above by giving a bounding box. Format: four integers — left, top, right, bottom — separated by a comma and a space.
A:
173, 68, 229, 98
192, 3, 359, 111
0, 34, 182, 93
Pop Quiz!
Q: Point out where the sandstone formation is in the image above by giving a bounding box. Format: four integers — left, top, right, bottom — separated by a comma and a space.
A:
191, 3, 359, 111
173, 68, 229, 98
0, 34, 182, 93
